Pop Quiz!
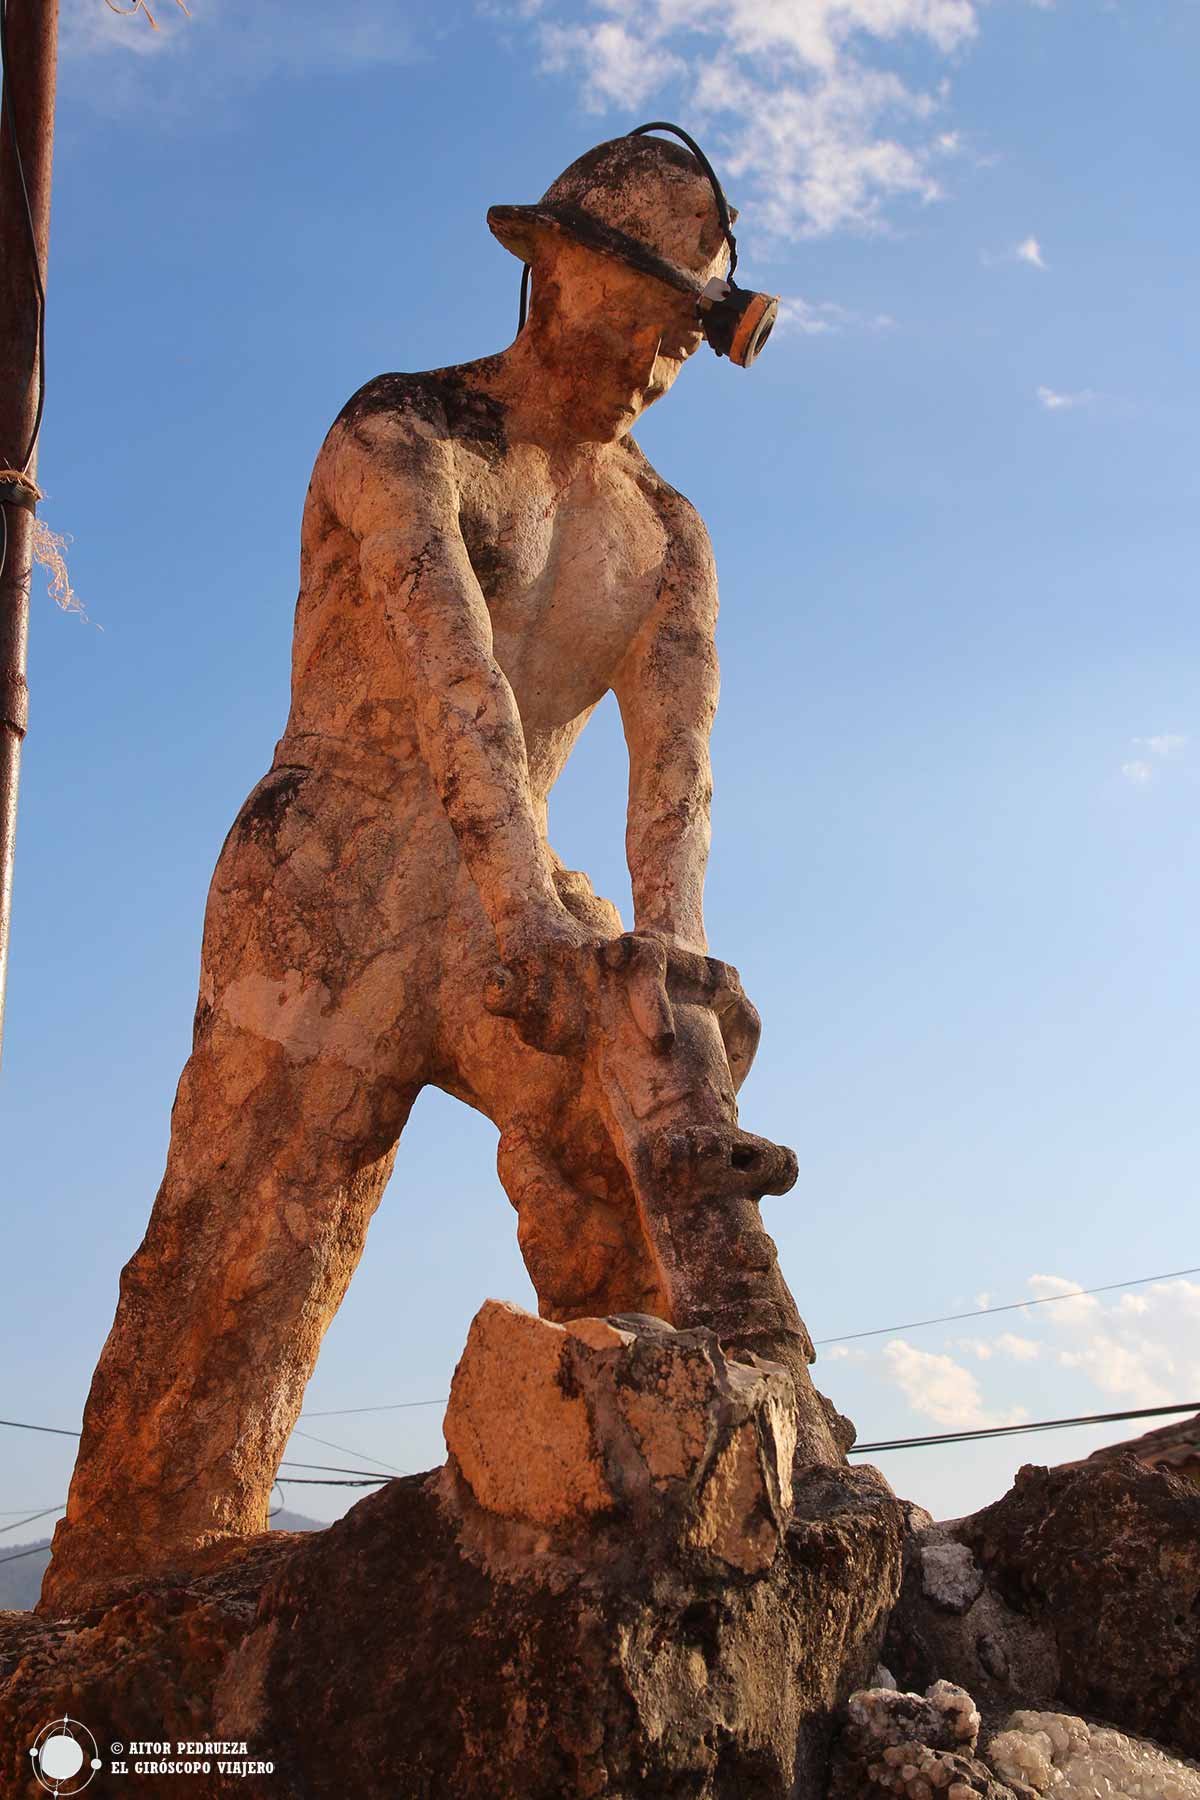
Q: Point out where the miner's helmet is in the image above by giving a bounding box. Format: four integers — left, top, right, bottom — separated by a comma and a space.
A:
487, 122, 779, 370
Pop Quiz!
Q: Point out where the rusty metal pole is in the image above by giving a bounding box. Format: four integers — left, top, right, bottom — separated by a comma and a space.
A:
0, 0, 58, 1069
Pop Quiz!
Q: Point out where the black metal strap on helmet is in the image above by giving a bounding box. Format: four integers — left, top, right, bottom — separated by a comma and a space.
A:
627, 120, 739, 283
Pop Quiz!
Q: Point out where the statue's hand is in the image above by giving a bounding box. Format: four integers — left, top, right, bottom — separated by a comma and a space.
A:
482, 918, 606, 1057
483, 922, 676, 1060
483, 920, 758, 1081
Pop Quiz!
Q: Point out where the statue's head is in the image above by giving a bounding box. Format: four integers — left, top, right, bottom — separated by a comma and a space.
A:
489, 130, 778, 442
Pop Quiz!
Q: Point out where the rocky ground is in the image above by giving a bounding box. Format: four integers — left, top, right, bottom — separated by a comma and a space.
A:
3, 1305, 1198, 1798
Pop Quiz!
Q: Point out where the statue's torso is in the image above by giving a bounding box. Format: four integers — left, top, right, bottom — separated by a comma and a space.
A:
282, 372, 680, 812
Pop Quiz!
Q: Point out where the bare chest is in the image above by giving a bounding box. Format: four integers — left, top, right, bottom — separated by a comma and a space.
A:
456, 450, 669, 728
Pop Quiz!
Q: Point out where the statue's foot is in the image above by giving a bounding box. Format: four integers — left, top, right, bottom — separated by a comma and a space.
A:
36, 1518, 263, 1619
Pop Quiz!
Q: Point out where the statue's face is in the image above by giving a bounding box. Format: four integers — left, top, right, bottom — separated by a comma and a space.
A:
532, 238, 706, 442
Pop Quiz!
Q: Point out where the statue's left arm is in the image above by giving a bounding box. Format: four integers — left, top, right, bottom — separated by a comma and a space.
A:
613, 494, 719, 958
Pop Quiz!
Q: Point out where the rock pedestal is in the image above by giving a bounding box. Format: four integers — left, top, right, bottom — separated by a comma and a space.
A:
3, 1304, 903, 1799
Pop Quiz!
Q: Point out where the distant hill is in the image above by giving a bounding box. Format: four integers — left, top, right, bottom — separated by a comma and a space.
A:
0, 1510, 326, 1612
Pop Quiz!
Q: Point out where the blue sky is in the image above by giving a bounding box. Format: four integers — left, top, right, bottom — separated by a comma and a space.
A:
3, 0, 1198, 1533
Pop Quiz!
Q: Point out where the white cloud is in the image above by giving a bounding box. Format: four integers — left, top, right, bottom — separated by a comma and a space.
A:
526, 0, 985, 239
1026, 1273, 1102, 1323
1134, 733, 1188, 759
996, 1331, 1040, 1362
1037, 385, 1095, 411
1121, 736, 1187, 785
776, 297, 895, 335
539, 21, 685, 109
953, 1332, 1040, 1364
883, 1339, 1026, 1428
1016, 234, 1046, 268
1025, 1274, 1200, 1409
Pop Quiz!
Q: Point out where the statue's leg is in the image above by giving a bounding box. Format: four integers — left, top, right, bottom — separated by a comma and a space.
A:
430, 862, 666, 1322
40, 764, 439, 1615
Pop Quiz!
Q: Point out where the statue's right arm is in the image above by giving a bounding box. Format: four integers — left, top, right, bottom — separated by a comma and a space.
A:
320, 408, 573, 965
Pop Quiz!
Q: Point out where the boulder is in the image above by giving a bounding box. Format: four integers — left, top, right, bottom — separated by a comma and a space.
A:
443, 1300, 798, 1571
885, 1454, 1200, 1760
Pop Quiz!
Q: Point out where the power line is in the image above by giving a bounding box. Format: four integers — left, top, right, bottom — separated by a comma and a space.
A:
0, 1419, 400, 1485
850, 1399, 1200, 1455
0, 1503, 63, 1535
814, 1264, 1200, 1346
300, 1398, 445, 1418
278, 1460, 398, 1479
0, 1542, 53, 1567
0, 1416, 78, 1437
275, 1476, 386, 1488
289, 1427, 403, 1476
5, 1262, 1197, 1494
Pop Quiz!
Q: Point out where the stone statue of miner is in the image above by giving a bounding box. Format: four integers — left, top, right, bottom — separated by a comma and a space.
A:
41, 127, 850, 1614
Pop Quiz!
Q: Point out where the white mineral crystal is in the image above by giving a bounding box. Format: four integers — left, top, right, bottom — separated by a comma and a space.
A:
927, 1680, 980, 1747
987, 1710, 1200, 1799
847, 1680, 980, 1757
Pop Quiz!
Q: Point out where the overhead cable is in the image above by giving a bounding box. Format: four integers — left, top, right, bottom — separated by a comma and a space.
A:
851, 1399, 1200, 1455
814, 1264, 1200, 1346
0, 1503, 63, 1535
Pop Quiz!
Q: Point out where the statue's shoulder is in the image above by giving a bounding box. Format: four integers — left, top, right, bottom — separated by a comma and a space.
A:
331, 366, 508, 463
619, 438, 714, 568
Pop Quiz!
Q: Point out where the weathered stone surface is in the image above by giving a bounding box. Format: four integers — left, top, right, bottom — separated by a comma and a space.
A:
920, 1541, 985, 1615
885, 1515, 1061, 1716
43, 129, 843, 1616
958, 1456, 1200, 1758
444, 1302, 797, 1573
214, 1457, 902, 1800
0, 1538, 297, 1799
444, 1300, 616, 1526
1058, 1406, 1200, 1487
886, 1456, 1200, 1761
3, 1458, 904, 1798
6, 1309, 901, 1797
